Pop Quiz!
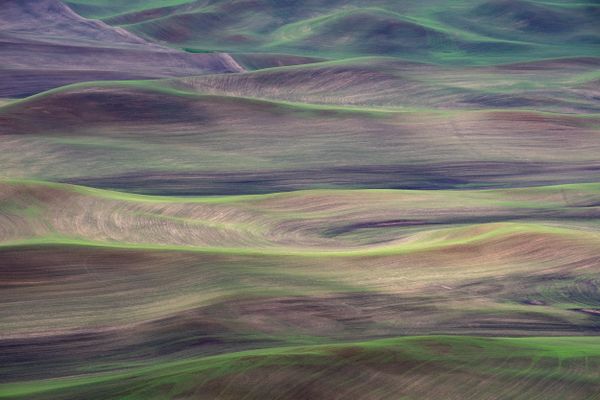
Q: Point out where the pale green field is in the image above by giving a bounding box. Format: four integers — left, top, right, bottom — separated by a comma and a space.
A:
66, 0, 600, 65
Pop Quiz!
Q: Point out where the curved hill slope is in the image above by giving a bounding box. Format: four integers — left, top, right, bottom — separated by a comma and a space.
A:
1, 181, 599, 398
180, 57, 600, 111
2, 179, 600, 252
66, 0, 600, 64
3, 336, 600, 400
266, 8, 462, 57
0, 0, 243, 97
1, 80, 598, 194
467, 0, 598, 36
3, 2, 599, 400
2, 180, 600, 334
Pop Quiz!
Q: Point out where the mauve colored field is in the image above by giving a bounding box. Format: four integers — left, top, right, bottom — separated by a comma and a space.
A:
1, 1, 599, 399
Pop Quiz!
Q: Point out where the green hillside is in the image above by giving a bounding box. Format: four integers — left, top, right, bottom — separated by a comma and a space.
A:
3, 336, 600, 399
66, 0, 600, 64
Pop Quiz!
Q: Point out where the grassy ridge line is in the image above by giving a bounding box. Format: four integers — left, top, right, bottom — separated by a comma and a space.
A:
65, 0, 600, 65
2, 179, 599, 257
5, 177, 600, 205
3, 67, 599, 116
1, 335, 598, 398
0, 74, 440, 116
65, 0, 197, 19
187, 53, 600, 94
0, 78, 430, 116
1, 178, 280, 204
268, 7, 522, 46
0, 220, 591, 257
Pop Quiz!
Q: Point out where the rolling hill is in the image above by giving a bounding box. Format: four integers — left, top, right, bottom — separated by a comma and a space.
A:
1, 180, 599, 398
3, 336, 600, 399
2, 1, 599, 399
1, 76, 598, 194
0, 0, 242, 97
65, 0, 600, 64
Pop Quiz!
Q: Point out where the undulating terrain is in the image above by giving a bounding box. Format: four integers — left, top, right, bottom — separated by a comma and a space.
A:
1, 0, 599, 399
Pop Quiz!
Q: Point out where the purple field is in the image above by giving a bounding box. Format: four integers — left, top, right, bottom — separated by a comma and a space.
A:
1, 1, 599, 399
